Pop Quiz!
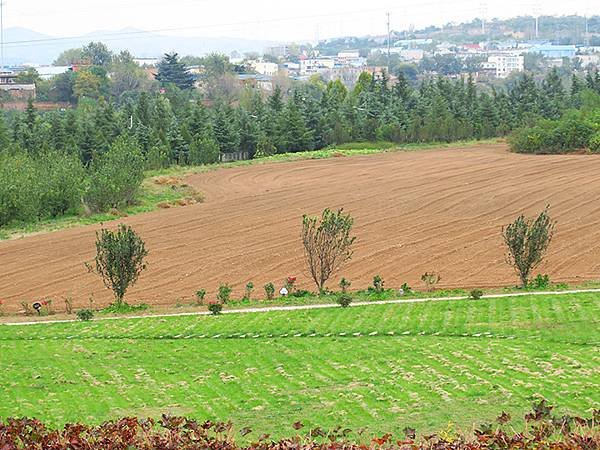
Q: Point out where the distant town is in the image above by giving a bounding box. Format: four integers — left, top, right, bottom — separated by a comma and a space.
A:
0, 13, 599, 106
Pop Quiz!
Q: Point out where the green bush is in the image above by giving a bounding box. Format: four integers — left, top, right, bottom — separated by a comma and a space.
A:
0, 151, 85, 226
589, 131, 600, 153
76, 309, 94, 321
207, 302, 223, 315
217, 283, 232, 303
195, 289, 206, 304
0, 153, 39, 226
529, 274, 551, 290
84, 138, 145, 213
189, 134, 220, 165
510, 117, 594, 154
264, 283, 275, 300
36, 151, 86, 218
337, 293, 353, 308
469, 289, 484, 300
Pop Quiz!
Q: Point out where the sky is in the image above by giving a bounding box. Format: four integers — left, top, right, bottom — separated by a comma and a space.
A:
3, 0, 599, 43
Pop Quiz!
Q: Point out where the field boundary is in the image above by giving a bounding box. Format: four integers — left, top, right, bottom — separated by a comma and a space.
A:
3, 287, 599, 327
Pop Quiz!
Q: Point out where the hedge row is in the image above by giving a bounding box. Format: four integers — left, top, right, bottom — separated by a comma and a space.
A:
0, 138, 144, 227
509, 110, 600, 154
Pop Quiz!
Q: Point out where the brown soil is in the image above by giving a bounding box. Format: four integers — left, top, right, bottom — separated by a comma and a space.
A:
2, 143, 600, 313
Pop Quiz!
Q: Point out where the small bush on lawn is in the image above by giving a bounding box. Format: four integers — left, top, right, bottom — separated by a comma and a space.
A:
470, 289, 484, 300
291, 289, 311, 298
337, 294, 353, 308
195, 289, 206, 305
339, 278, 351, 293
371, 275, 384, 293
421, 272, 441, 292
264, 283, 275, 300
243, 282, 254, 301
217, 283, 232, 303
207, 301, 222, 315
528, 274, 551, 290
400, 282, 413, 294
76, 309, 94, 321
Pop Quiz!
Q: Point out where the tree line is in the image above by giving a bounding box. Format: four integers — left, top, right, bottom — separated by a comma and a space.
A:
1, 48, 600, 227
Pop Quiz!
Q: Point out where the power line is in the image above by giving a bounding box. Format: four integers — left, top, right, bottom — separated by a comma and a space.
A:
1, 0, 464, 49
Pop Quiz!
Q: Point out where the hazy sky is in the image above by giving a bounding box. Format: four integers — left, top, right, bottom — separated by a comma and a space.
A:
4, 0, 599, 42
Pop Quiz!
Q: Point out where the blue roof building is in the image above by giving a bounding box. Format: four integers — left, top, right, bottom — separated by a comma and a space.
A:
528, 44, 577, 58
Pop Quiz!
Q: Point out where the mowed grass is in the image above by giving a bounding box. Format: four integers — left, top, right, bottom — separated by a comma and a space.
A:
0, 293, 598, 439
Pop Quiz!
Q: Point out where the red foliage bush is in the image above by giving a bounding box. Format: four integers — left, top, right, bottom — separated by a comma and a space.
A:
0, 402, 598, 450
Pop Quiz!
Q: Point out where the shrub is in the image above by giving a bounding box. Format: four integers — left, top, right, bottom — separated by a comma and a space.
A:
469, 289, 484, 300
264, 283, 275, 300
503, 207, 555, 287
400, 282, 413, 294
529, 274, 551, 289
76, 309, 94, 321
588, 131, 600, 153
372, 275, 384, 293
195, 289, 206, 305
64, 297, 73, 314
36, 151, 86, 218
421, 272, 441, 292
189, 133, 220, 165
337, 293, 353, 308
301, 208, 356, 291
284, 276, 296, 294
0, 152, 40, 226
243, 282, 254, 301
86, 224, 148, 305
217, 283, 232, 303
339, 278, 351, 293
207, 301, 222, 315
84, 138, 145, 213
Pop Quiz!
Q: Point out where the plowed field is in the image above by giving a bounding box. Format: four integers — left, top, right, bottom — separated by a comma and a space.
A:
2, 143, 600, 311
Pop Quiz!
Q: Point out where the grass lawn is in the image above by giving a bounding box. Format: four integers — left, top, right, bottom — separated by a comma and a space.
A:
0, 292, 597, 440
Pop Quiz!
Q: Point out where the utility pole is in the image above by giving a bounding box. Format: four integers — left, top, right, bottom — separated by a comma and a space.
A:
1, 0, 4, 70
386, 11, 391, 74
585, 15, 589, 46
533, 3, 540, 39
480, 2, 487, 34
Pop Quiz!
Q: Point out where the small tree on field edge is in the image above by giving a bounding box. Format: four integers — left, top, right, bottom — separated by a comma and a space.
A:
87, 224, 148, 305
502, 207, 555, 288
301, 208, 356, 292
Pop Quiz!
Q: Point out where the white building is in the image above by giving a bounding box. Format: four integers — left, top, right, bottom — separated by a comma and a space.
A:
299, 57, 335, 75
484, 54, 524, 78
133, 57, 160, 67
251, 61, 279, 76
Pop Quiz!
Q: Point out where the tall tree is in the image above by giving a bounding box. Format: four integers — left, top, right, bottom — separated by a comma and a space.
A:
155, 53, 195, 90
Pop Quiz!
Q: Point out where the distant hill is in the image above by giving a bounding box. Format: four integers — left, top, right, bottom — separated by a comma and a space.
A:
2, 27, 278, 65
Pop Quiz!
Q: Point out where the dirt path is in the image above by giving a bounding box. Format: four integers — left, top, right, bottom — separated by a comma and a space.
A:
2, 143, 600, 312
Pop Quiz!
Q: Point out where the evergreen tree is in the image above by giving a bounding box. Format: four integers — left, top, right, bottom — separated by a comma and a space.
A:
166, 120, 189, 164
212, 105, 240, 153
155, 53, 195, 90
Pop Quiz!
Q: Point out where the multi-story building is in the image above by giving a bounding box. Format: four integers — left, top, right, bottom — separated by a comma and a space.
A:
483, 54, 524, 78
251, 61, 279, 76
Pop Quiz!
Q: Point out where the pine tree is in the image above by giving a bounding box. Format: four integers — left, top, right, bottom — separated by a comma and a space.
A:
212, 105, 240, 153
155, 53, 195, 90
166, 120, 189, 164
277, 98, 313, 153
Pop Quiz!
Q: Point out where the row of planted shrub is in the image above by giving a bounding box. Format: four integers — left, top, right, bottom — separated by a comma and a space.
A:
0, 401, 597, 449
